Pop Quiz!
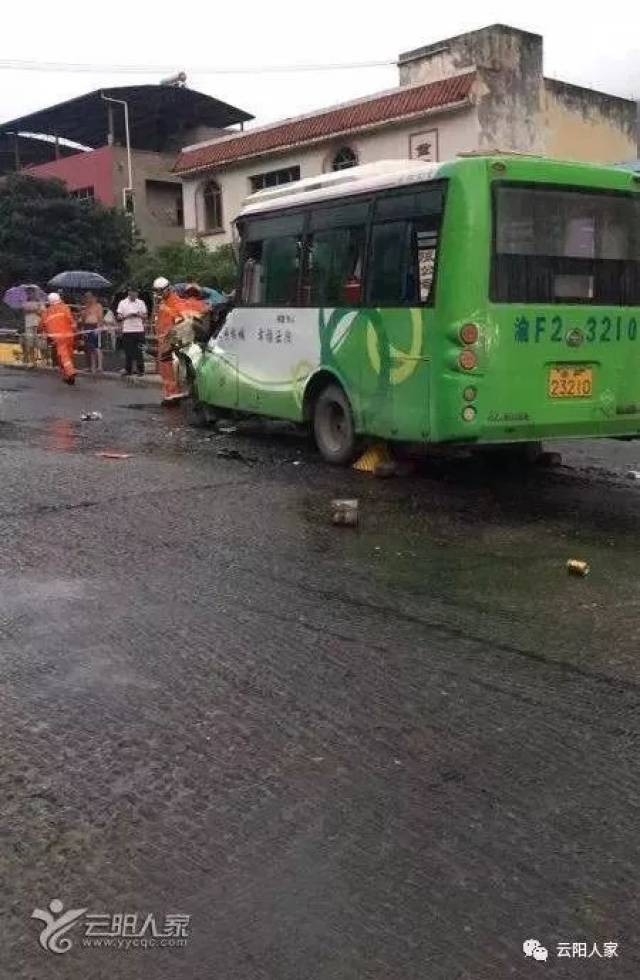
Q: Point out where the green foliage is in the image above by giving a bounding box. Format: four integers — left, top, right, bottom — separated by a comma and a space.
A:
127, 240, 237, 294
0, 174, 133, 291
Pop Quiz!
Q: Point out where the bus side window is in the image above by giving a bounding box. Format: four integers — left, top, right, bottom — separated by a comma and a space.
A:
241, 242, 264, 305
262, 236, 302, 306
367, 221, 411, 305
241, 213, 305, 306
368, 184, 445, 305
306, 226, 365, 306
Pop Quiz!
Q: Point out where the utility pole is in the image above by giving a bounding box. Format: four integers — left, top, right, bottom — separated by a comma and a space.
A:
101, 93, 133, 214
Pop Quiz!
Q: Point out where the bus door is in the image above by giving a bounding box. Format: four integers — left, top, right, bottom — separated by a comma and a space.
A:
360, 188, 443, 441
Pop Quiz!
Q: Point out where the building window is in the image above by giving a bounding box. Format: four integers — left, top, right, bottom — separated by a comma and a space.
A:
249, 166, 301, 193
145, 180, 184, 227
70, 186, 95, 201
331, 147, 358, 171
199, 180, 223, 232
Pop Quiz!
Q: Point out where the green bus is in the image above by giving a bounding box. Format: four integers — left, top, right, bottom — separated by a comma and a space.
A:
184, 155, 640, 464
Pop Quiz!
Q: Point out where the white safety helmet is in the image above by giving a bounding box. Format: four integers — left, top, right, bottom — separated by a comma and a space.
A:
153, 276, 170, 291
47, 292, 62, 304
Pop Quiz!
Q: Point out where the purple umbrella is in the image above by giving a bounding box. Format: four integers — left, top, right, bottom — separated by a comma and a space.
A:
3, 284, 47, 309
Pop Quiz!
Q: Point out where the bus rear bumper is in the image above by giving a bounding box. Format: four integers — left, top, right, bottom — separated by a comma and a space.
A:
435, 418, 640, 444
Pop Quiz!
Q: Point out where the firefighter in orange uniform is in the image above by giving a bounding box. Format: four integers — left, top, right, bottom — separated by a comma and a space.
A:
153, 277, 188, 403
40, 293, 77, 385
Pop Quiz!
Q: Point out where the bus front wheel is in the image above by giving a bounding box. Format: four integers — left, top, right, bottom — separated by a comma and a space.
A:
313, 384, 357, 466
184, 381, 216, 428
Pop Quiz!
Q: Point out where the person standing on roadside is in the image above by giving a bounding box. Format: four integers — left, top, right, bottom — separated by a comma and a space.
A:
21, 286, 43, 368
116, 286, 148, 376
79, 291, 104, 375
153, 276, 188, 404
39, 293, 77, 385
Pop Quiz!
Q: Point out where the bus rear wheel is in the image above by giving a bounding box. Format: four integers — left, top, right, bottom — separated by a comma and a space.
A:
313, 383, 357, 466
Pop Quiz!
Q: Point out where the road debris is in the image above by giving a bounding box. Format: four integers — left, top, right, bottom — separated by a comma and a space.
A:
331, 499, 359, 527
81, 411, 103, 421
216, 447, 255, 462
626, 470, 640, 480
217, 423, 237, 435
538, 451, 562, 467
353, 442, 392, 473
566, 559, 590, 577
96, 451, 132, 460
373, 461, 398, 478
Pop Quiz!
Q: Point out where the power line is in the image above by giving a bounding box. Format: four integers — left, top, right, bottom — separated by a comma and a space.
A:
0, 58, 395, 76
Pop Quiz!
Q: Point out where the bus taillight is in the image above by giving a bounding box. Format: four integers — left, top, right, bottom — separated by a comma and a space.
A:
459, 322, 479, 345
458, 349, 477, 371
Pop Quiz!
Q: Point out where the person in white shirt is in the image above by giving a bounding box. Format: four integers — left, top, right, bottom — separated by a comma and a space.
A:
116, 287, 148, 376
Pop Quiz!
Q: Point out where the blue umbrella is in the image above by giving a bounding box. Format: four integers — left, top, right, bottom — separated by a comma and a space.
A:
202, 286, 226, 305
48, 271, 112, 291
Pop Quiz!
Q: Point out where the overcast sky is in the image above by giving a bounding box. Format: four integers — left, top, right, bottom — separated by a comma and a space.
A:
2, 0, 639, 131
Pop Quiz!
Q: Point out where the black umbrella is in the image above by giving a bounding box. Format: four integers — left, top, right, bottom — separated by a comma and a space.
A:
48, 270, 112, 291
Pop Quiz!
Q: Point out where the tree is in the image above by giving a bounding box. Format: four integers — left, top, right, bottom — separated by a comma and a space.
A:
127, 240, 237, 294
0, 174, 133, 291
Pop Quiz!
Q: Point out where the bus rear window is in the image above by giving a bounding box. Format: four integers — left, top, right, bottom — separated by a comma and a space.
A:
492, 184, 640, 305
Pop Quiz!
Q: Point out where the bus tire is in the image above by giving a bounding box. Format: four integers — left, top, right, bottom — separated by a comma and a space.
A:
313, 383, 357, 466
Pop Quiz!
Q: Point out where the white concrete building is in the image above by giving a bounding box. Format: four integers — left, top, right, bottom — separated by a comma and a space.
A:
174, 24, 637, 249
176, 73, 475, 247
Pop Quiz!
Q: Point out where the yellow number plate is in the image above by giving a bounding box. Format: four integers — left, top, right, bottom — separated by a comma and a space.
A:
548, 366, 593, 399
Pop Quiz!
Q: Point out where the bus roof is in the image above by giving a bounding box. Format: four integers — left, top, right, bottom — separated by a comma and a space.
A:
239, 159, 443, 217
238, 154, 640, 219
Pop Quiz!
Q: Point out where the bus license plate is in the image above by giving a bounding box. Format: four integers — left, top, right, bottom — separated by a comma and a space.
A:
548, 366, 593, 398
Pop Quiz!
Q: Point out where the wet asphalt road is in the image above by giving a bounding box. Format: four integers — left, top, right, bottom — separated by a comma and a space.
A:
2, 365, 640, 980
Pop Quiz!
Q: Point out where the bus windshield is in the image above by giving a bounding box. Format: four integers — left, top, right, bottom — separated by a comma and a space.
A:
492, 183, 640, 305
